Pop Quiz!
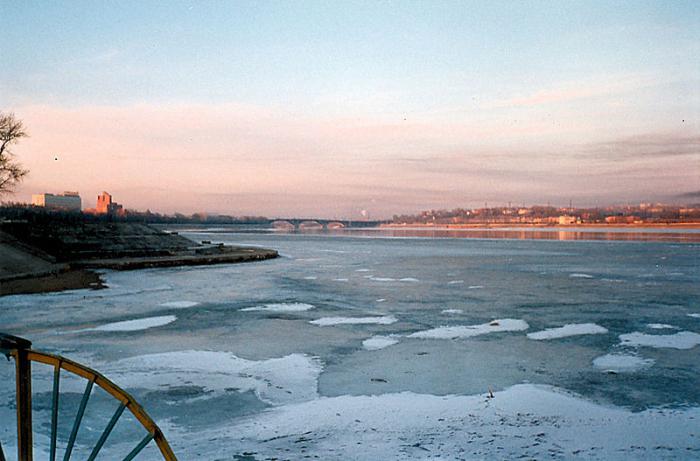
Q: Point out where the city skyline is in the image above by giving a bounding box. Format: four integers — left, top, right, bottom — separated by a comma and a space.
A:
1, 1, 698, 218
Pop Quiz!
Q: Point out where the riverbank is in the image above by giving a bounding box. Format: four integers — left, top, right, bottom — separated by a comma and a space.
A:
0, 221, 278, 296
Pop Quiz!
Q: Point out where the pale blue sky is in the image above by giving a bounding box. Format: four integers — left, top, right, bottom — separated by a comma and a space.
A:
1, 1, 698, 217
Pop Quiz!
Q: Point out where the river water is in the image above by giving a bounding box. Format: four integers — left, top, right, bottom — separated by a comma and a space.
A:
1, 227, 699, 459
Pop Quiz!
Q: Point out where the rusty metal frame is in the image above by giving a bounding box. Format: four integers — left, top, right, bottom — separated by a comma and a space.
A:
1, 333, 177, 461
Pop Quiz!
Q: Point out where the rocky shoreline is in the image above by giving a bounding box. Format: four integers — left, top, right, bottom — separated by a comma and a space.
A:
0, 221, 278, 296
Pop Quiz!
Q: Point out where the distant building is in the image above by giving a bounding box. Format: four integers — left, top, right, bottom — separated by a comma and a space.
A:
31, 192, 82, 211
96, 191, 124, 215
558, 215, 577, 225
605, 216, 637, 224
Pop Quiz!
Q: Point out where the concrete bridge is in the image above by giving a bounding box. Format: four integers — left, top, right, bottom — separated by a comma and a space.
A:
271, 219, 384, 230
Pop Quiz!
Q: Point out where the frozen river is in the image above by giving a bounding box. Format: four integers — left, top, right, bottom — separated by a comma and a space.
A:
1, 228, 699, 459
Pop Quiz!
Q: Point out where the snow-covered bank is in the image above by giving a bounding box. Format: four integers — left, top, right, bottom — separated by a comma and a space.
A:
173, 384, 700, 460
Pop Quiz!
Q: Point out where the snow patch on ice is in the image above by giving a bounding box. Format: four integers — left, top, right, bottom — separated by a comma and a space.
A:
646, 323, 679, 330
355, 268, 371, 272
527, 323, 608, 340
408, 319, 528, 339
78, 315, 177, 332
447, 280, 464, 285
619, 331, 700, 349
242, 303, 315, 312
304, 276, 318, 280
333, 278, 349, 282
688, 313, 700, 318
310, 315, 398, 326
467, 285, 484, 289
570, 273, 594, 279
362, 335, 400, 350
399, 278, 420, 282
159, 301, 199, 308
369, 277, 396, 282
593, 353, 654, 373
103, 351, 322, 406
441, 309, 463, 314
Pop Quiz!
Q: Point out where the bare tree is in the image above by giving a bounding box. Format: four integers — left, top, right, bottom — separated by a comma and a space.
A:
0, 112, 29, 195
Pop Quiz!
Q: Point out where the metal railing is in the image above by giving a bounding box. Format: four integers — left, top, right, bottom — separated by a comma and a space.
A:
0, 333, 177, 461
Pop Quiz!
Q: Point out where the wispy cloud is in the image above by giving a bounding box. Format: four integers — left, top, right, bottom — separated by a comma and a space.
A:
581, 132, 700, 160
489, 75, 657, 109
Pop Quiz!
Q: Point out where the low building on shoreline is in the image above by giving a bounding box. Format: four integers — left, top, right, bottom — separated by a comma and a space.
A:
31, 191, 81, 211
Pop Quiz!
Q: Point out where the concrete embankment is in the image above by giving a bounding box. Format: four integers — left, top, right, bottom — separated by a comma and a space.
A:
0, 221, 278, 296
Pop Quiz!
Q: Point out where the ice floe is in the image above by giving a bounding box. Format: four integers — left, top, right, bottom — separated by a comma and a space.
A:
369, 277, 396, 282
103, 351, 321, 405
447, 280, 464, 285
159, 301, 200, 308
304, 276, 318, 280
467, 285, 484, 289
593, 353, 654, 373
619, 331, 700, 349
527, 323, 608, 340
441, 309, 463, 314
399, 277, 419, 282
688, 313, 700, 318
408, 319, 528, 339
646, 323, 679, 330
83, 315, 177, 332
362, 335, 400, 350
333, 278, 349, 282
355, 268, 371, 272
180, 384, 700, 460
310, 315, 398, 326
569, 273, 594, 278
241, 303, 315, 312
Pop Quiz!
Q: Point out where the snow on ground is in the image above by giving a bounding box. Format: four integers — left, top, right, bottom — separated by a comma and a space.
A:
241, 303, 315, 312
592, 353, 655, 373
527, 323, 608, 340
362, 335, 400, 350
408, 319, 528, 339
102, 351, 322, 405
619, 331, 700, 349
159, 300, 199, 308
311, 316, 398, 326
173, 384, 700, 460
74, 315, 177, 332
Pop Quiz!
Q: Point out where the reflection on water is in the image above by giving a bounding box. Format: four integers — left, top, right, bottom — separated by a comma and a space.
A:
306, 227, 700, 242
170, 224, 700, 242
